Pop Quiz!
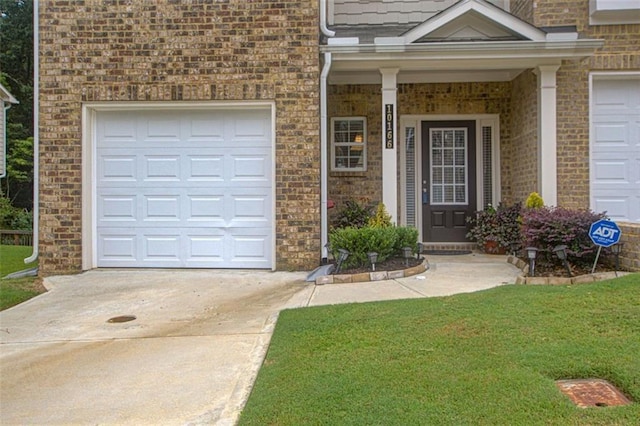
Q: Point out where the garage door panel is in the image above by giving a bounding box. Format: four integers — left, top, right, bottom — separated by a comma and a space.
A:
99, 195, 137, 223
187, 195, 225, 223
188, 155, 224, 181
591, 78, 640, 223
96, 108, 273, 268
143, 195, 181, 222
229, 229, 272, 267
144, 155, 181, 181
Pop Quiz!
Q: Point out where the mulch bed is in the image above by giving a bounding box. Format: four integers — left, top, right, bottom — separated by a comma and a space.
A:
334, 257, 423, 275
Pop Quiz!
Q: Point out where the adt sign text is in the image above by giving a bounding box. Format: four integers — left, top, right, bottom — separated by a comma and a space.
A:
589, 219, 621, 248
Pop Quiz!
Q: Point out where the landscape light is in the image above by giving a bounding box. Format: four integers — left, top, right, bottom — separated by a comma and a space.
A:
402, 246, 413, 267
367, 252, 378, 271
553, 245, 572, 277
335, 249, 350, 274
526, 247, 538, 277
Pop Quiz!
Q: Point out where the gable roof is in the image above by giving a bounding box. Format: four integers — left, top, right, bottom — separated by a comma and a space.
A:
401, 0, 546, 44
0, 83, 19, 105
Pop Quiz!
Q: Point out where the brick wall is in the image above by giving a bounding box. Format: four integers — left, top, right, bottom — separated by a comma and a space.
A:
327, 84, 382, 225
508, 70, 538, 205
39, 0, 320, 274
618, 222, 640, 272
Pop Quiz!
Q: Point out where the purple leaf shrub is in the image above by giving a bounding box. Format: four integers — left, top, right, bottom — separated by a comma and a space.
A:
522, 207, 606, 268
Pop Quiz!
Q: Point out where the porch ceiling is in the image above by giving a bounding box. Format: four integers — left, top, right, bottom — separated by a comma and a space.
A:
322, 40, 603, 84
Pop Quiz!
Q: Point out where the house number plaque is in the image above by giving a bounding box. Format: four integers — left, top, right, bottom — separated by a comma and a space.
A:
385, 104, 394, 149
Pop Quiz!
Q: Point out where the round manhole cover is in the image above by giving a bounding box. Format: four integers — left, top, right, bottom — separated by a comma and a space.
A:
107, 315, 137, 323
556, 379, 631, 408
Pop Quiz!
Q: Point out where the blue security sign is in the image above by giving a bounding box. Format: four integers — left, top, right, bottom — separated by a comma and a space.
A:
589, 219, 621, 247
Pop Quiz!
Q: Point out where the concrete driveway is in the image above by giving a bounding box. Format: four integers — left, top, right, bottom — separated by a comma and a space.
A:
1, 254, 521, 425
0, 270, 311, 425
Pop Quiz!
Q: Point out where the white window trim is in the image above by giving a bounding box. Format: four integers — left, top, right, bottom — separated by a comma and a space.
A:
399, 114, 500, 235
330, 116, 367, 172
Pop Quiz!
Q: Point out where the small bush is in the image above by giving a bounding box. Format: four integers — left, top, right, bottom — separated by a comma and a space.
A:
334, 200, 373, 229
0, 196, 32, 230
329, 225, 419, 270
466, 202, 522, 251
525, 192, 544, 209
394, 226, 419, 255
522, 206, 605, 268
368, 203, 392, 228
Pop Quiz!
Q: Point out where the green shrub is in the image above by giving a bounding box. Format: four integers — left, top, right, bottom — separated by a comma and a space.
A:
368, 203, 393, 228
329, 225, 419, 269
334, 200, 373, 229
525, 192, 544, 209
394, 226, 419, 255
0, 196, 32, 230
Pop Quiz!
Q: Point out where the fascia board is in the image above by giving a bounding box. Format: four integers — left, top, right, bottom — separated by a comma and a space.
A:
0, 84, 19, 104
322, 39, 605, 59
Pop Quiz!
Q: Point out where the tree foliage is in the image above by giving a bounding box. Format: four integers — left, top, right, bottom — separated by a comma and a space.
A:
1, 0, 34, 210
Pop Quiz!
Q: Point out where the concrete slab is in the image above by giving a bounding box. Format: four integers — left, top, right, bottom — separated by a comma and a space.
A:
1, 270, 308, 425
0, 253, 520, 425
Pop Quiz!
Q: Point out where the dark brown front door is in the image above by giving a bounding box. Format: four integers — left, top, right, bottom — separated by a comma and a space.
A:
421, 121, 476, 242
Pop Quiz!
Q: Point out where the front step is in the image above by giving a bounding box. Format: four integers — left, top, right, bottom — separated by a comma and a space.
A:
420, 242, 478, 253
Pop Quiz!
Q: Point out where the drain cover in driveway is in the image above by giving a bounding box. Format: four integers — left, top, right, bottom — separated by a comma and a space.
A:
556, 379, 631, 408
107, 315, 137, 323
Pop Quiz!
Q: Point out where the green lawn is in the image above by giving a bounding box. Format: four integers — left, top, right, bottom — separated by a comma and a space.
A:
0, 245, 43, 311
240, 274, 640, 425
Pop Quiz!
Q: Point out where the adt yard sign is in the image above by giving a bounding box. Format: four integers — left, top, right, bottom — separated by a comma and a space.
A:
589, 219, 621, 247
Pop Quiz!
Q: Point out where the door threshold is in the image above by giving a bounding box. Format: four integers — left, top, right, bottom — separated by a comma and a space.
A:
420, 242, 478, 253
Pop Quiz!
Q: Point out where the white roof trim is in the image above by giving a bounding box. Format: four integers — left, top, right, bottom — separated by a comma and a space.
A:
399, 0, 546, 44
0, 83, 19, 104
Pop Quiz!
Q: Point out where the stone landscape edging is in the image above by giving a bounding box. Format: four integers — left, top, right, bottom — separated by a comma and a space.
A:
508, 255, 631, 285
315, 258, 429, 285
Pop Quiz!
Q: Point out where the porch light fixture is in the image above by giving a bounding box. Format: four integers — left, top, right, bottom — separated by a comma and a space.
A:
526, 247, 538, 277
611, 243, 624, 272
367, 252, 378, 272
335, 249, 350, 274
416, 242, 423, 260
402, 246, 413, 267
553, 245, 572, 277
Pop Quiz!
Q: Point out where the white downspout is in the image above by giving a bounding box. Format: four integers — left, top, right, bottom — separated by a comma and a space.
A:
319, 0, 335, 37
319, 0, 334, 262
320, 52, 331, 262
25, 0, 39, 264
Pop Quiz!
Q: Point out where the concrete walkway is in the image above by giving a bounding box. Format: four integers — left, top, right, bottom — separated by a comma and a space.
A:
0, 253, 520, 425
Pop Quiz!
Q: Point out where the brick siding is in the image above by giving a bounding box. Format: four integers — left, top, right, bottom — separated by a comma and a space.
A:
618, 222, 640, 272
39, 0, 320, 274
508, 70, 538, 205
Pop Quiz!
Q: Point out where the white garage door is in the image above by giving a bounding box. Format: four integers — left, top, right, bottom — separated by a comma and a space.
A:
96, 108, 273, 268
591, 78, 640, 222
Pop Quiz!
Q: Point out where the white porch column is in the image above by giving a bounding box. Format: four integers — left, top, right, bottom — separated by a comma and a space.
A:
380, 68, 399, 223
536, 65, 560, 206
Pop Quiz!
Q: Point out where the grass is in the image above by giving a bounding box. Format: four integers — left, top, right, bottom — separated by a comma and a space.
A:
0, 245, 44, 311
240, 274, 640, 425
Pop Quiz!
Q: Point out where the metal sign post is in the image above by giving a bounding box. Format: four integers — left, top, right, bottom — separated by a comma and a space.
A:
588, 219, 621, 273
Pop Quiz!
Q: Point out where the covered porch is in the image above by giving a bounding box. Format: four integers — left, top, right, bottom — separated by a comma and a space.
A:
320, 0, 602, 256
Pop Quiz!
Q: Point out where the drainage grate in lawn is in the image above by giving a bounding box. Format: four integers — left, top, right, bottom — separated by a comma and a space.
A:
556, 379, 632, 408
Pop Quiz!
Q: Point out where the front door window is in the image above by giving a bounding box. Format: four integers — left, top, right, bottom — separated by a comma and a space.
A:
430, 128, 468, 205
